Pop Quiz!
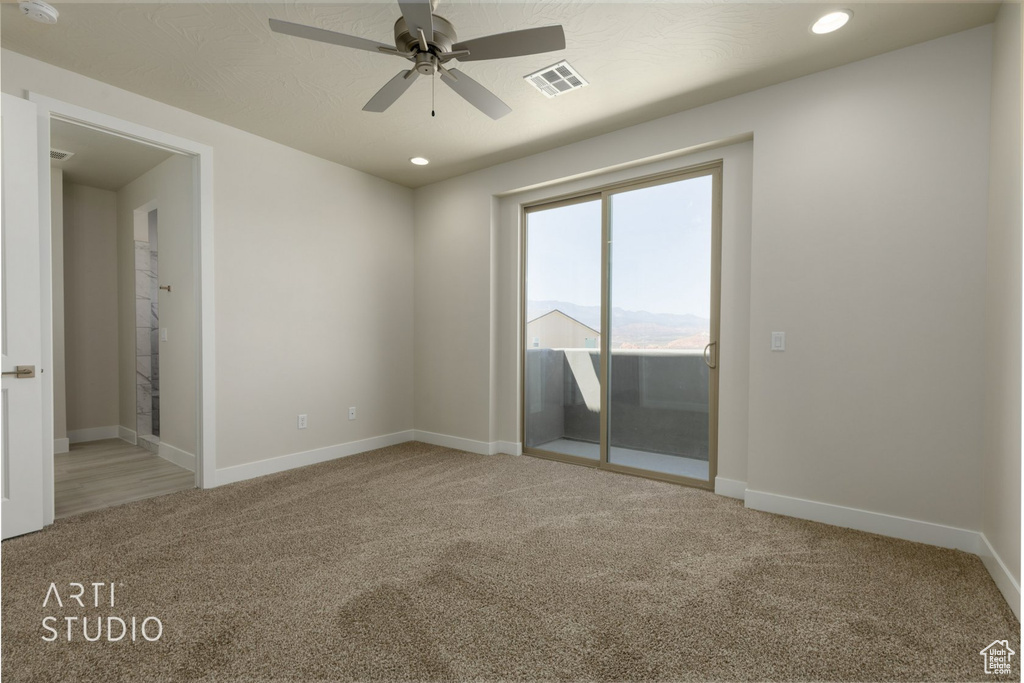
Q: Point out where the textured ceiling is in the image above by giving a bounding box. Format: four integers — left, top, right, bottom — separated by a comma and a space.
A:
51, 118, 176, 191
2, 2, 999, 188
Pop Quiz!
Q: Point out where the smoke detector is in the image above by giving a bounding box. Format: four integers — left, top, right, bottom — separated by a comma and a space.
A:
50, 149, 74, 162
524, 61, 588, 98
19, 0, 59, 24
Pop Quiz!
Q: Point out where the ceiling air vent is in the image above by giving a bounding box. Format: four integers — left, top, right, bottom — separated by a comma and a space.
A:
524, 60, 588, 98
50, 148, 74, 162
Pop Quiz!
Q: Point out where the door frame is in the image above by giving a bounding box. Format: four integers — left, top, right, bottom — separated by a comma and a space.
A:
520, 161, 722, 490
28, 93, 217, 524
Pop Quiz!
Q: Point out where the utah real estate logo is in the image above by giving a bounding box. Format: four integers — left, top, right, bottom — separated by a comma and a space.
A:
980, 640, 1015, 675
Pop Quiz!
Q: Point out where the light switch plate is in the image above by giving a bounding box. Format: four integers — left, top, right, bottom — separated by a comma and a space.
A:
160, 328, 168, 342
771, 331, 786, 351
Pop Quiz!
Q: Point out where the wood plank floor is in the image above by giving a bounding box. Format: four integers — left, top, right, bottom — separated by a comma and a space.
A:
55, 439, 195, 519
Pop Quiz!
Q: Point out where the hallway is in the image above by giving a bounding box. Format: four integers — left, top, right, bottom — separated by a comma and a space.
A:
55, 439, 194, 518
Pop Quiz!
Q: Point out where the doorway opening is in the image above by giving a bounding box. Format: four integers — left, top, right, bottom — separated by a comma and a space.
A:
521, 162, 722, 488
50, 119, 197, 517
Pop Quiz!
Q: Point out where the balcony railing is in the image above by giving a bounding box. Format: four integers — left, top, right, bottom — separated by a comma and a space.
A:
525, 348, 710, 461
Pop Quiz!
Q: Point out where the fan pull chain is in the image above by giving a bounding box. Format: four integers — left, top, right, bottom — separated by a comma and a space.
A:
431, 71, 436, 117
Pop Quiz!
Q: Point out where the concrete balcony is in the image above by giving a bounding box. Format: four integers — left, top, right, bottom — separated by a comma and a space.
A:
525, 348, 710, 479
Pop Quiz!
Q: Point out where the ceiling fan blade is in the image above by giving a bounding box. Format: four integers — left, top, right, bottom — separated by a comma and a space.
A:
269, 18, 394, 55
440, 69, 511, 120
452, 25, 565, 62
363, 70, 420, 113
398, 0, 434, 46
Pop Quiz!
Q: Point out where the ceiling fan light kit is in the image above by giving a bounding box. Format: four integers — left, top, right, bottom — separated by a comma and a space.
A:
269, 0, 566, 120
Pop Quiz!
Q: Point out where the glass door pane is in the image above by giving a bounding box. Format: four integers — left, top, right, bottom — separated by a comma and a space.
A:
523, 198, 602, 460
606, 174, 716, 482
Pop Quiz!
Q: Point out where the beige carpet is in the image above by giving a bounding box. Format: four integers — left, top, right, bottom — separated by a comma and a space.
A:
2, 442, 1018, 682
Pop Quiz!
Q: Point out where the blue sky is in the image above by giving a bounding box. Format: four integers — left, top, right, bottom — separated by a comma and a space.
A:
526, 174, 713, 318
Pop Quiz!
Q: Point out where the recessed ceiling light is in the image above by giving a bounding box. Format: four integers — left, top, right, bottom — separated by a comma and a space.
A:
811, 10, 852, 35
410, 157, 429, 166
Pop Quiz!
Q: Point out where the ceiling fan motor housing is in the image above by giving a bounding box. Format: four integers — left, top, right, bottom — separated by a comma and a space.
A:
413, 53, 436, 75
394, 15, 457, 55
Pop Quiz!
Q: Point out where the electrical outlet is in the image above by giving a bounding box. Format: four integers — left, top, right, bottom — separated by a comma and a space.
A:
297, 414, 308, 429
348, 407, 356, 421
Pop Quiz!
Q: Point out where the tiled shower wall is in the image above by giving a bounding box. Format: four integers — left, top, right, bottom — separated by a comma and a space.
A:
135, 210, 159, 438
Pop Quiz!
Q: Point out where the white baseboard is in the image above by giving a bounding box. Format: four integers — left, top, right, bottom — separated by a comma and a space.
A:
745, 489, 980, 553
742, 489, 1018, 618
53, 438, 69, 454
213, 429, 509, 488
496, 441, 523, 456
118, 426, 137, 445
412, 430, 496, 455
977, 533, 1021, 619
68, 425, 120, 444
156, 441, 196, 473
714, 476, 746, 501
214, 430, 415, 487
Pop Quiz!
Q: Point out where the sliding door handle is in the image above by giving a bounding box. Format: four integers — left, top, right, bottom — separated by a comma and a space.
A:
703, 342, 717, 370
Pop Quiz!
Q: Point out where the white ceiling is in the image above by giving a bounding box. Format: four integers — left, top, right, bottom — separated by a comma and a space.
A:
50, 118, 176, 191
2, 2, 999, 188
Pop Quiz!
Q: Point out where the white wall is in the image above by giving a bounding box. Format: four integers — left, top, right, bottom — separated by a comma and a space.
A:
414, 26, 994, 534
62, 182, 119, 432
983, 2, 1022, 592
2, 49, 415, 471
50, 168, 66, 447
743, 32, 990, 531
116, 155, 195, 455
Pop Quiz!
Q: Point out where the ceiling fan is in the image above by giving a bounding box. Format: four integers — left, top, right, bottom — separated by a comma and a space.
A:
269, 0, 565, 120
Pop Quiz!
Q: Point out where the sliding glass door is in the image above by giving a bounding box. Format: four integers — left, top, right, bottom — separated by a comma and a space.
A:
522, 196, 602, 462
605, 172, 718, 482
522, 163, 721, 488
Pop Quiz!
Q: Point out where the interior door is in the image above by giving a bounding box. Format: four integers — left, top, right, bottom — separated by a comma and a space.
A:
2, 93, 45, 539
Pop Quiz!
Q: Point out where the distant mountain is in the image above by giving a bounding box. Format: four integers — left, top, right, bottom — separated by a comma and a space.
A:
527, 300, 709, 349
527, 300, 708, 331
